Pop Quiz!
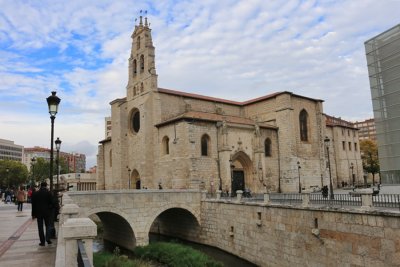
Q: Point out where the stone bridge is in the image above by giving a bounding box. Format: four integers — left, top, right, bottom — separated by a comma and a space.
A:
66, 190, 204, 250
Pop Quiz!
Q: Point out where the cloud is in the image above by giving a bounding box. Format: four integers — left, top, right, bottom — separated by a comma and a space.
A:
1, 0, 400, 169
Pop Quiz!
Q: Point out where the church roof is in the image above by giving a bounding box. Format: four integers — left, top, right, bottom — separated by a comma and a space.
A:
325, 114, 358, 130
99, 137, 111, 144
155, 111, 278, 129
158, 88, 323, 106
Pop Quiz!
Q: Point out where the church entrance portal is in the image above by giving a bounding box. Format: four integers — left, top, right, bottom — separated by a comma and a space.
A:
232, 170, 245, 196
230, 151, 253, 196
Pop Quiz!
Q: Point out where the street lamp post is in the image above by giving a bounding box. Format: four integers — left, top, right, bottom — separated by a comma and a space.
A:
55, 137, 62, 190
47, 91, 61, 191
350, 163, 354, 188
324, 137, 334, 200
6, 168, 9, 188
31, 157, 36, 187
297, 161, 301, 193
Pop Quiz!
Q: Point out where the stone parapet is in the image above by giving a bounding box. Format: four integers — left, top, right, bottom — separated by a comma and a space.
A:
62, 218, 97, 267
59, 203, 80, 224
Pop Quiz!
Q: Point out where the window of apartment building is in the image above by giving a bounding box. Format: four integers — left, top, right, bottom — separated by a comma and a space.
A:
264, 138, 271, 157
348, 142, 352, 151
354, 142, 358, 151
342, 141, 346, 150
162, 136, 169, 155
299, 109, 308, 141
201, 134, 210, 156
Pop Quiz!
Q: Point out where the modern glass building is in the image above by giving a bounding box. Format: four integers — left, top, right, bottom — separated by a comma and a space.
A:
365, 24, 400, 184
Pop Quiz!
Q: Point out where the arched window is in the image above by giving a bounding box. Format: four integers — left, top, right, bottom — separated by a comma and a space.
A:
137, 36, 140, 49
299, 109, 308, 141
131, 109, 140, 133
133, 86, 137, 96
201, 134, 210, 156
109, 149, 112, 167
133, 59, 137, 74
140, 55, 144, 72
264, 138, 271, 157
140, 82, 144, 93
162, 136, 169, 155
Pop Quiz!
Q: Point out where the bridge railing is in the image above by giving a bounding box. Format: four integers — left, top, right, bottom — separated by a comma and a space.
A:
78, 239, 92, 267
208, 191, 400, 210
55, 193, 97, 267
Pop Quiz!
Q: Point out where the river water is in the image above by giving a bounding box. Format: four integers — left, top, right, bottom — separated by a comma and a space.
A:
93, 234, 258, 267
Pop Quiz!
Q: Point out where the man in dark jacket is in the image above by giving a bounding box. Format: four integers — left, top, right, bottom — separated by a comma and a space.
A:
31, 182, 53, 246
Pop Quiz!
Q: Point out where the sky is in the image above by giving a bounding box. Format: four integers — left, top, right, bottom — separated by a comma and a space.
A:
1, 0, 399, 169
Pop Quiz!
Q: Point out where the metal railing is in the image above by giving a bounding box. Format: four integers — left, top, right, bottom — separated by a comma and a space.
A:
269, 193, 302, 204
206, 192, 400, 210
309, 193, 362, 207
77, 239, 92, 267
373, 194, 400, 209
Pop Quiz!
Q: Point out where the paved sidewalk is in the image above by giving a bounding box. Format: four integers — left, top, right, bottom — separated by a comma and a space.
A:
0, 201, 56, 267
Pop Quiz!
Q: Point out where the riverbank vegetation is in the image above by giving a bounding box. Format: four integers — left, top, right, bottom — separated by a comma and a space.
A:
93, 242, 223, 267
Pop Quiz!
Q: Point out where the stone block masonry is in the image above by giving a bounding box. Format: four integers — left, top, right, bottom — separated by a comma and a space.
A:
200, 200, 400, 266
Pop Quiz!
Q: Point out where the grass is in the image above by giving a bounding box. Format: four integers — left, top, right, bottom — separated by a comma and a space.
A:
94, 249, 154, 267
134, 242, 223, 267
94, 242, 223, 267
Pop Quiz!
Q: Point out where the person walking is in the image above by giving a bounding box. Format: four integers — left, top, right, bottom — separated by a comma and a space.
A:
27, 187, 33, 203
31, 182, 54, 246
5, 188, 11, 204
16, 186, 26, 211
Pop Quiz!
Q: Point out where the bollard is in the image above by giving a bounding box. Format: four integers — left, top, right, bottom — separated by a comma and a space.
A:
236, 190, 243, 202
302, 193, 310, 207
264, 192, 270, 204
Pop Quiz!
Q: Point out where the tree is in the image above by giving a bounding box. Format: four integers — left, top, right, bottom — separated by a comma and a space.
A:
360, 140, 380, 184
31, 157, 69, 184
0, 160, 29, 188
31, 157, 49, 183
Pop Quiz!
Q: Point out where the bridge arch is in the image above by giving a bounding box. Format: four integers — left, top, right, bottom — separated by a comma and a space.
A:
86, 207, 138, 251
145, 204, 201, 242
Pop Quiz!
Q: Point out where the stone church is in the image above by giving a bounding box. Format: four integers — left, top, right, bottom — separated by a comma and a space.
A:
97, 17, 362, 193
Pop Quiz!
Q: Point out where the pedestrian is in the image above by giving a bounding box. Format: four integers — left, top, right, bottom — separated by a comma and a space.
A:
5, 188, 11, 204
31, 182, 54, 246
16, 186, 26, 211
27, 187, 33, 203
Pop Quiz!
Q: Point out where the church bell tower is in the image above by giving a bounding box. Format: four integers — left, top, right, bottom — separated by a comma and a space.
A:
126, 14, 158, 100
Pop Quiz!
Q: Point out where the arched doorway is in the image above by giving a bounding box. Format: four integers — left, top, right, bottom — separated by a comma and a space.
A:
131, 169, 141, 189
230, 151, 253, 195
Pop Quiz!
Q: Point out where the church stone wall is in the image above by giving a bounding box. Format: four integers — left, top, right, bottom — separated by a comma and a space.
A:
103, 142, 113, 189
159, 93, 187, 121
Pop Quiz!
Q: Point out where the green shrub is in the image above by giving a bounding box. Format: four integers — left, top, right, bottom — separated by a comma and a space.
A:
93, 251, 154, 267
134, 242, 223, 267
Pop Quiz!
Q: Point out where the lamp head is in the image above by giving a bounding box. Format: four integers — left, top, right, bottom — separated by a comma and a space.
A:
55, 137, 62, 151
47, 91, 61, 117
